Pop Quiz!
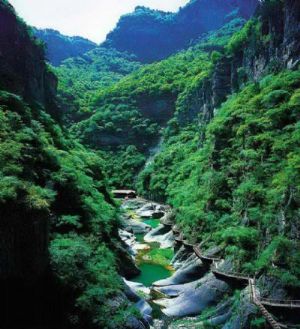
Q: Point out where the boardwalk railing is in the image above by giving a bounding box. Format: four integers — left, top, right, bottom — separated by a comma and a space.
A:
183, 240, 195, 247
175, 233, 184, 242
259, 298, 300, 308
249, 279, 282, 329
211, 264, 250, 282
193, 246, 221, 263
158, 214, 300, 327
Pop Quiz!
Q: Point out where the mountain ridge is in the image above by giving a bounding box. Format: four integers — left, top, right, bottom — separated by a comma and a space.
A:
34, 28, 97, 66
103, 0, 259, 62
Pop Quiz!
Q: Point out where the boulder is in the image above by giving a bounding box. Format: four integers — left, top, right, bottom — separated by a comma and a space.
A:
144, 225, 174, 248
153, 255, 206, 287
154, 273, 230, 318
124, 280, 153, 327
123, 219, 152, 234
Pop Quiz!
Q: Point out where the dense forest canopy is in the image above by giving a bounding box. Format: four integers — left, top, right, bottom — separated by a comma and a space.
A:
1, 0, 300, 328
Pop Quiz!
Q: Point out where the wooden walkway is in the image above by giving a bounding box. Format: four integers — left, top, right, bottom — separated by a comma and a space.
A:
193, 246, 221, 264
249, 279, 283, 329
159, 213, 299, 328
174, 233, 184, 242
212, 267, 300, 329
183, 240, 194, 248
212, 263, 250, 283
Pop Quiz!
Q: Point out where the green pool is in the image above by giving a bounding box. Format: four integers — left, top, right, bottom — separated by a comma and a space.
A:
143, 218, 160, 228
132, 263, 173, 287
131, 213, 174, 288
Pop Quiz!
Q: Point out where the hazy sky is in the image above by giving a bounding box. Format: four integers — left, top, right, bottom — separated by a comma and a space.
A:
9, 0, 189, 43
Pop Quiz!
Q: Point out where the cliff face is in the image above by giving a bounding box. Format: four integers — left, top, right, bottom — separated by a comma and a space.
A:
283, 0, 300, 68
34, 28, 97, 66
0, 2, 142, 328
0, 2, 55, 283
0, 3, 58, 116
177, 0, 300, 127
103, 0, 259, 63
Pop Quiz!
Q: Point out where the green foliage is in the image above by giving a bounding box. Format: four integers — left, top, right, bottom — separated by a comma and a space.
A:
50, 234, 128, 328
199, 17, 246, 50
145, 248, 174, 267
138, 70, 300, 285
262, 89, 291, 108
70, 39, 214, 186
55, 18, 243, 187
226, 19, 260, 54
0, 90, 137, 326
100, 145, 146, 188
55, 47, 141, 123
250, 317, 266, 329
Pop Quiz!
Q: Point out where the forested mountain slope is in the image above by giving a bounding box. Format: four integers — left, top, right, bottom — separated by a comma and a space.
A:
0, 2, 144, 328
34, 28, 97, 66
103, 0, 259, 62
137, 0, 300, 298
72, 17, 246, 187
2, 0, 300, 328
54, 47, 142, 123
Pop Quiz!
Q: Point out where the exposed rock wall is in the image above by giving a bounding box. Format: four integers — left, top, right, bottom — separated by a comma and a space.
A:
177, 0, 300, 128
0, 2, 59, 118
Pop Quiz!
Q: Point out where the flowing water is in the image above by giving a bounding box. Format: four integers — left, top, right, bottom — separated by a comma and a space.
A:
131, 217, 174, 287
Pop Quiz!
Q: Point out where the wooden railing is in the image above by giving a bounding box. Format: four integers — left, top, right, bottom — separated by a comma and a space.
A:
259, 298, 300, 308
249, 279, 283, 329
211, 263, 250, 282
158, 212, 300, 327
183, 240, 194, 247
193, 246, 221, 263
175, 233, 184, 242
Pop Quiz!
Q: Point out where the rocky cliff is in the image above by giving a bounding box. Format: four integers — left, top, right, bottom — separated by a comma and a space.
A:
177, 0, 300, 128
0, 2, 142, 328
0, 3, 59, 117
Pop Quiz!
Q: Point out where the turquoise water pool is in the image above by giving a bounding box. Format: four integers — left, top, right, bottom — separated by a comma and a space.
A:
132, 263, 173, 287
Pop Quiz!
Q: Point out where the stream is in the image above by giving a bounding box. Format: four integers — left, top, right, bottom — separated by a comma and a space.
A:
119, 198, 298, 329
120, 198, 175, 323
132, 220, 174, 288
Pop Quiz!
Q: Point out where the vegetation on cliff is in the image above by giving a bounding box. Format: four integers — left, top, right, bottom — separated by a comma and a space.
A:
54, 47, 142, 123
1, 0, 300, 328
137, 1, 300, 289
0, 2, 141, 328
138, 70, 300, 286
70, 18, 245, 188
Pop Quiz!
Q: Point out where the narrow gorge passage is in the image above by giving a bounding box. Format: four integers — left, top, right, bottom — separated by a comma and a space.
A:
118, 198, 231, 328
119, 198, 176, 320
118, 197, 300, 329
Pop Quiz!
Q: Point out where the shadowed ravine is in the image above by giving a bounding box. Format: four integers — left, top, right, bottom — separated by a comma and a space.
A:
119, 198, 175, 323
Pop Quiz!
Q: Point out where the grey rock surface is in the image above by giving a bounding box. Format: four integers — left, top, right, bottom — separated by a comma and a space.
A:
154, 273, 230, 317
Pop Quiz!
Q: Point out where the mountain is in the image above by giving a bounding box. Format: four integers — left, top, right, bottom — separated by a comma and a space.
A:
71, 17, 246, 187
136, 0, 300, 305
103, 0, 259, 62
2, 0, 300, 328
0, 1, 142, 328
54, 46, 142, 123
34, 28, 97, 66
